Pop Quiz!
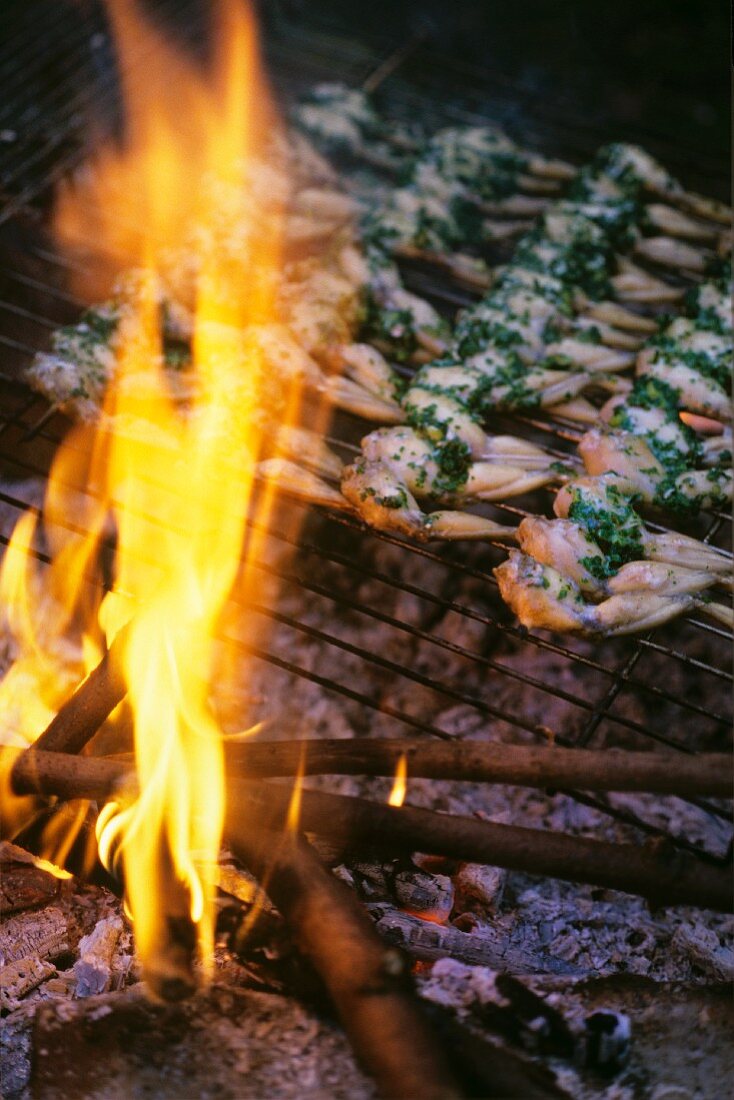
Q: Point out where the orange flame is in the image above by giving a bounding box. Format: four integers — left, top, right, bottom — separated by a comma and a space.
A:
0, 508, 98, 848
388, 753, 408, 808
285, 746, 307, 833
0, 0, 304, 991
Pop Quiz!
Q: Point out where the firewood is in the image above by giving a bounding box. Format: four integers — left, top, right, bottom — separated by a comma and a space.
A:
102, 827, 198, 1005
420, 999, 572, 1099
475, 972, 576, 1058
9, 750, 732, 911
0, 906, 70, 967
31, 626, 128, 755
7, 749, 122, 802
276, 783, 731, 911
11, 616, 196, 1004
0, 957, 56, 1012
349, 858, 454, 922
226, 825, 462, 1100
24, 634, 730, 798
220, 738, 733, 798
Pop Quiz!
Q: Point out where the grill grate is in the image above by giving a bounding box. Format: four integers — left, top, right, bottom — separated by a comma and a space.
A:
0, 1, 730, 870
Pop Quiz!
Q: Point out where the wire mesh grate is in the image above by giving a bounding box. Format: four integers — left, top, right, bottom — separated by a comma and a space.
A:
0, 1, 730, 868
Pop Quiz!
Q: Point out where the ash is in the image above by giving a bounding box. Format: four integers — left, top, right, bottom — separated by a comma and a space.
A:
1, 489, 732, 1098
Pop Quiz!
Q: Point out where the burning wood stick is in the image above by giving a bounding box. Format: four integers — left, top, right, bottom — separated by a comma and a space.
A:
227, 826, 462, 1100
9, 750, 732, 912
6, 749, 559, 1096
30, 713, 730, 798
25, 624, 201, 1002
31, 626, 129, 755
229, 781, 732, 912
8, 750, 122, 806
367, 903, 583, 978
220, 739, 732, 798
232, 830, 569, 1098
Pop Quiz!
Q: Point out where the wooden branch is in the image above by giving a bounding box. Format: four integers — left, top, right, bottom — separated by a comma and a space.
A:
420, 999, 571, 1099
31, 626, 129, 755
222, 738, 733, 798
225, 825, 462, 1100
143, 840, 198, 1004
0, 842, 62, 915
27, 627, 729, 799
228, 780, 732, 913
9, 749, 123, 801
9, 750, 732, 912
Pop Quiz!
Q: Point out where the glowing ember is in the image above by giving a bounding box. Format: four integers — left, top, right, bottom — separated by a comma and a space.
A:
0, 0, 308, 997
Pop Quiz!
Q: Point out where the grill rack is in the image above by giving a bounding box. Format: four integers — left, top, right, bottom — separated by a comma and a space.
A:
0, 2, 731, 871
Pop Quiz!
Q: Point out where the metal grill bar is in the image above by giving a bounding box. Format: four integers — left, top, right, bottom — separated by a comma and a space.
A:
0, 426, 730, 818
2, 394, 730, 714
1, 504, 730, 846
0, 0, 206, 226
574, 513, 729, 748
0, 4, 101, 104
1, 389, 729, 736
4, 267, 727, 605
549, 788, 731, 865
1, 252, 729, 623
0, 413, 725, 747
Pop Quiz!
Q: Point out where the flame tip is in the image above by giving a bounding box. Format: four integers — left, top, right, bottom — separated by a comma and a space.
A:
388, 753, 408, 808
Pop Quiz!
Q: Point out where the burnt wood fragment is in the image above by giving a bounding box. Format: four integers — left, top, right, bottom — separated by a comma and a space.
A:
0, 843, 60, 915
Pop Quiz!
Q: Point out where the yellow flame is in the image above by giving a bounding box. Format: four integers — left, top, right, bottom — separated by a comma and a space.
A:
388, 753, 408, 808
26, 853, 73, 881
285, 747, 306, 833
1, 0, 307, 989
0, 509, 98, 843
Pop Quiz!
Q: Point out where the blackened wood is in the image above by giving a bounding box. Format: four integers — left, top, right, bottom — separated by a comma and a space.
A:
0, 841, 60, 915
420, 1001, 571, 1100
226, 825, 462, 1100
143, 841, 199, 1004
368, 904, 584, 977
223, 739, 733, 798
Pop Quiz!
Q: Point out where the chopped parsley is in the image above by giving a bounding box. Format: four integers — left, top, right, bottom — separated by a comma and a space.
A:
567, 481, 644, 575
650, 334, 730, 389
456, 319, 523, 357
361, 294, 418, 363
431, 437, 472, 495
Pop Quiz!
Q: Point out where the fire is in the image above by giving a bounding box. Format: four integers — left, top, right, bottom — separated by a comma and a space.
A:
0, 508, 99, 848
388, 753, 408, 808
285, 747, 307, 833
0, 0, 305, 996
